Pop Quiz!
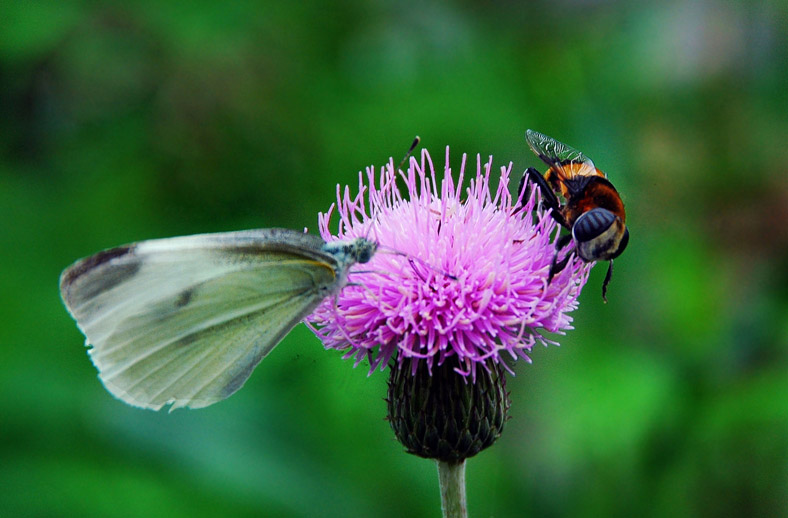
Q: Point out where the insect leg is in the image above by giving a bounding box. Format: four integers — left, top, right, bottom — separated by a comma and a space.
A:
516, 168, 553, 213
518, 167, 570, 229
547, 233, 573, 283
516, 170, 530, 209
513, 174, 530, 215
601, 260, 614, 303
528, 167, 560, 210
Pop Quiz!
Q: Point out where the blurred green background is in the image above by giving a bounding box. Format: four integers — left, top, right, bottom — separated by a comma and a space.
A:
2, 1, 787, 516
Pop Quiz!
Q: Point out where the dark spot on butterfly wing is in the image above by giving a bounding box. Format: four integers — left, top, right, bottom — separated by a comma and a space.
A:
60, 245, 142, 306
174, 288, 194, 308
61, 246, 133, 287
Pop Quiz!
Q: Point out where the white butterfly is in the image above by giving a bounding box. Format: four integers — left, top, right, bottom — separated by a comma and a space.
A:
59, 228, 377, 411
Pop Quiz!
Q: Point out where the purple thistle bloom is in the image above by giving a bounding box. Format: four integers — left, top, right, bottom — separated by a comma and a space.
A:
306, 147, 591, 377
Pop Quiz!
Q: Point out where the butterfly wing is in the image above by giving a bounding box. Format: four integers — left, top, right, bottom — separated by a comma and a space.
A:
60, 229, 337, 411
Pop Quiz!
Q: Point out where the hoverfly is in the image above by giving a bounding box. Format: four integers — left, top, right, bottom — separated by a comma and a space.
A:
520, 129, 628, 302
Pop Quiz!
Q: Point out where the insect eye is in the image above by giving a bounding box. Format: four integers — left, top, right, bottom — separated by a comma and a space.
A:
572, 208, 617, 242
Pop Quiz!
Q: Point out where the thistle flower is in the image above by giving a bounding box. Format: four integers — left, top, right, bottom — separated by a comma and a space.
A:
307, 147, 591, 377
308, 147, 591, 517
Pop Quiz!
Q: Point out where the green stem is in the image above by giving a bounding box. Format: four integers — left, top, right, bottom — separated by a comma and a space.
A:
437, 459, 467, 518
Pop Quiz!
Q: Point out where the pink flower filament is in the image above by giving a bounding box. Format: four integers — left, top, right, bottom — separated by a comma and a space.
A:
307, 147, 591, 377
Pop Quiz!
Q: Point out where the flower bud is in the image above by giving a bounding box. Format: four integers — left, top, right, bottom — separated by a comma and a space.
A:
387, 357, 510, 462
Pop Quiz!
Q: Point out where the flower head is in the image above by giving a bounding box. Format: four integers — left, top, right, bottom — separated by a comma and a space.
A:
307, 148, 590, 377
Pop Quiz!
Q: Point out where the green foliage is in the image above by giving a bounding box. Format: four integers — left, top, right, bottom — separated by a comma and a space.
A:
1, 1, 786, 516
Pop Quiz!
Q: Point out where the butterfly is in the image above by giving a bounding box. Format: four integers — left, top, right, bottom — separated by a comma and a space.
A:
60, 228, 377, 411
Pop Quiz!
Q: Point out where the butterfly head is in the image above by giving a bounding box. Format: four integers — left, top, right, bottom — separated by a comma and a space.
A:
350, 238, 378, 264
322, 237, 378, 267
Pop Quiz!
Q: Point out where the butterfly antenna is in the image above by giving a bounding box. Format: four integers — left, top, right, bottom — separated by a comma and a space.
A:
378, 245, 457, 281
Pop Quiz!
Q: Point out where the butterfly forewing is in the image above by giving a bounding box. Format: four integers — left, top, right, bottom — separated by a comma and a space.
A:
60, 229, 339, 410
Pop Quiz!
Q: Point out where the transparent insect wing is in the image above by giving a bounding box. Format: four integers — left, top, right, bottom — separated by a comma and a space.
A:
525, 129, 597, 178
